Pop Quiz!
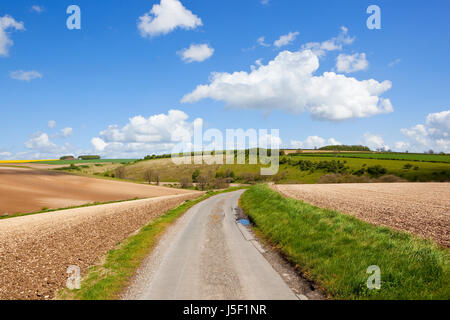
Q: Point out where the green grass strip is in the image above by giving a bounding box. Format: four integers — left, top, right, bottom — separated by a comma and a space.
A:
240, 184, 449, 300
59, 186, 247, 300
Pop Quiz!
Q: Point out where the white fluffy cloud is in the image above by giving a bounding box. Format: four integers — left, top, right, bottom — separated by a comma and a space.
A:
290, 136, 341, 149
48, 120, 56, 128
179, 43, 214, 63
91, 110, 202, 156
257, 36, 270, 47
274, 31, 299, 48
182, 48, 393, 121
31, 5, 44, 13
0, 15, 25, 56
138, 0, 202, 37
301, 26, 354, 57
61, 127, 73, 138
10, 70, 42, 82
398, 110, 450, 152
363, 133, 390, 151
336, 53, 369, 73
25, 132, 56, 151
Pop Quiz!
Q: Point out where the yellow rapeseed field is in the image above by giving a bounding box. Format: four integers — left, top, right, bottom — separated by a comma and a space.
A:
0, 159, 57, 164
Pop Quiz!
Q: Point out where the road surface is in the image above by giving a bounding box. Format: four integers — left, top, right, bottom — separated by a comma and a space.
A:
124, 190, 298, 300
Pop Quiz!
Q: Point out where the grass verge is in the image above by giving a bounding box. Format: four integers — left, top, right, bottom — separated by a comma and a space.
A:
239, 184, 449, 299
58, 186, 247, 300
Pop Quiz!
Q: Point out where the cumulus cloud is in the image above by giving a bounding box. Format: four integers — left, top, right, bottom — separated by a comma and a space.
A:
61, 127, 73, 138
0, 15, 25, 56
31, 5, 45, 13
336, 53, 369, 73
179, 43, 214, 63
290, 136, 341, 149
274, 31, 299, 48
398, 110, 450, 152
24, 132, 71, 156
363, 133, 390, 151
91, 110, 202, 157
137, 0, 202, 37
301, 26, 354, 57
182, 48, 393, 121
10, 70, 42, 82
48, 120, 56, 128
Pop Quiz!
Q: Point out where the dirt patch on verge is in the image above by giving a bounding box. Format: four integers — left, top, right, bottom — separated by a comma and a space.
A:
0, 192, 201, 300
273, 183, 450, 247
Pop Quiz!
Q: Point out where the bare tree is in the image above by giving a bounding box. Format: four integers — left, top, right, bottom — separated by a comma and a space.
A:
197, 175, 209, 191
180, 177, 193, 189
143, 169, 153, 184
115, 167, 126, 179
154, 170, 160, 185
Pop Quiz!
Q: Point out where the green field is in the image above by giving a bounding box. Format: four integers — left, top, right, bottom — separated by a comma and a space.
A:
297, 152, 450, 163
282, 155, 450, 182
240, 185, 450, 299
119, 154, 450, 184
36, 159, 138, 165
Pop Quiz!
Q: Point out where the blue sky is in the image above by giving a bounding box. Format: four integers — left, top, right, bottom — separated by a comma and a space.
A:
1, 0, 449, 159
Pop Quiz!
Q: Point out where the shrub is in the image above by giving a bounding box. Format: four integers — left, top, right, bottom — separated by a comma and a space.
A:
180, 177, 193, 189
210, 178, 230, 189
366, 165, 387, 177
192, 169, 201, 183
403, 163, 413, 169
376, 175, 407, 183
115, 167, 126, 179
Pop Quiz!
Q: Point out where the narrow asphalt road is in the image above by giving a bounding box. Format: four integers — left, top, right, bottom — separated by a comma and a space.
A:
124, 190, 298, 300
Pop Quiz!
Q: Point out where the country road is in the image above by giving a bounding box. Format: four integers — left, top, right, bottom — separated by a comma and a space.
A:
124, 190, 298, 300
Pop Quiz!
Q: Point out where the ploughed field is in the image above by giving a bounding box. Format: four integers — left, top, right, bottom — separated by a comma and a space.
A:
0, 192, 201, 300
273, 183, 450, 247
0, 167, 194, 215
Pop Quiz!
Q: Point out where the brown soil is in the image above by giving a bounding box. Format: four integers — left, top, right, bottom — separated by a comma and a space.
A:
273, 183, 450, 247
0, 192, 201, 300
0, 167, 195, 215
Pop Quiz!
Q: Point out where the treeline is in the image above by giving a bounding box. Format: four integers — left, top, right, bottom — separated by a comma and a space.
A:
318, 145, 371, 151
140, 149, 282, 161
